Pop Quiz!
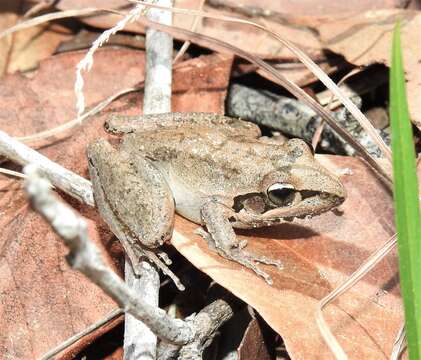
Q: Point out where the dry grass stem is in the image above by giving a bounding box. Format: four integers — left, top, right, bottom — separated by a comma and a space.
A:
0, 8, 118, 40
0, 168, 26, 179
172, 0, 206, 64
74, 3, 149, 117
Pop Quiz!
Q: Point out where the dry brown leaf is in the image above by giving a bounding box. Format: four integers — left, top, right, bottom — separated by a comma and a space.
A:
0, 1, 22, 74
237, 318, 273, 360
217, 0, 407, 16
318, 10, 421, 129
7, 22, 73, 73
171, 155, 402, 359
0, 48, 233, 359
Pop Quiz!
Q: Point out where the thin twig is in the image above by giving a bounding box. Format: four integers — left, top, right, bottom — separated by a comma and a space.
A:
0, 131, 94, 205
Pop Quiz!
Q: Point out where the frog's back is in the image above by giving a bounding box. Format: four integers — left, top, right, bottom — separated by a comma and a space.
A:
122, 127, 277, 196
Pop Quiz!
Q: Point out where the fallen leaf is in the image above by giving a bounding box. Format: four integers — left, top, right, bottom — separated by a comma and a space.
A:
237, 317, 273, 360
0, 48, 233, 359
171, 155, 402, 359
218, 0, 407, 16
318, 10, 421, 129
7, 22, 73, 73
0, 1, 22, 74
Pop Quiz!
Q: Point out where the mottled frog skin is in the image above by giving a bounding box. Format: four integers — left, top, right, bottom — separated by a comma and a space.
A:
87, 113, 346, 284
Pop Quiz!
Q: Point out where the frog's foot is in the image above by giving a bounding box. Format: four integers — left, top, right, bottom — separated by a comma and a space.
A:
221, 247, 283, 285
200, 201, 283, 285
128, 246, 185, 291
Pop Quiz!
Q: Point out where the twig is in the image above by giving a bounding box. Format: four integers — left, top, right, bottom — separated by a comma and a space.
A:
178, 299, 234, 358
227, 83, 389, 158
0, 131, 94, 205
23, 165, 194, 346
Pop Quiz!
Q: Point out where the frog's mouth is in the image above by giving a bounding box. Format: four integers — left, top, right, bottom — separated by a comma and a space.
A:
232, 189, 344, 226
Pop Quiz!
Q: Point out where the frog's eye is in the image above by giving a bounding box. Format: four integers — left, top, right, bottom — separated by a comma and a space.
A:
267, 183, 296, 206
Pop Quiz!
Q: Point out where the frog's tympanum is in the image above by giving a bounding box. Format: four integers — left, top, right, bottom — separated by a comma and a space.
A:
87, 113, 346, 285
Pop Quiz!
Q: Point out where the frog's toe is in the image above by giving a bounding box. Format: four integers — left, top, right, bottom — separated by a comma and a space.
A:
245, 252, 283, 270
221, 248, 282, 285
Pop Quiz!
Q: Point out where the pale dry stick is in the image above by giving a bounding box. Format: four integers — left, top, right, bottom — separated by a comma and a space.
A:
23, 165, 194, 346
316, 234, 397, 359
172, 0, 206, 64
39, 308, 123, 360
311, 68, 364, 150
16, 87, 139, 144
132, 1, 392, 162
123, 1, 171, 358
0, 131, 94, 205
390, 324, 406, 360
0, 168, 26, 179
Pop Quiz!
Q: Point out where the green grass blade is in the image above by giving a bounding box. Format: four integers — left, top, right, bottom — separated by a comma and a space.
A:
390, 21, 421, 359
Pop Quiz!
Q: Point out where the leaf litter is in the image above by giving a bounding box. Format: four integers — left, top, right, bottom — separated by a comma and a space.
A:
0, 1, 414, 358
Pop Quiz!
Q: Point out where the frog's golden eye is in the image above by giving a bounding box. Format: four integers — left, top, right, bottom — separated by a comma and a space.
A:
267, 183, 296, 206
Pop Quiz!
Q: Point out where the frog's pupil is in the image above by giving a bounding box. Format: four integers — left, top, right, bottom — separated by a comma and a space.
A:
268, 187, 295, 206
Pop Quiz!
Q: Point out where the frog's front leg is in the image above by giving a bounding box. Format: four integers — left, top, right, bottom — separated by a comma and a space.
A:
200, 200, 283, 285
87, 139, 184, 290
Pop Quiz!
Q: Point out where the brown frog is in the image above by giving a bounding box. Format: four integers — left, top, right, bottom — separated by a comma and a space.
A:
87, 113, 346, 285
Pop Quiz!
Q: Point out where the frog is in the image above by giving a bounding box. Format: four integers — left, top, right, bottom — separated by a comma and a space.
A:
87, 112, 346, 286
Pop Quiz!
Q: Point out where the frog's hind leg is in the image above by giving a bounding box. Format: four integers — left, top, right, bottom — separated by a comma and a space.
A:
105, 112, 261, 138
200, 201, 283, 285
